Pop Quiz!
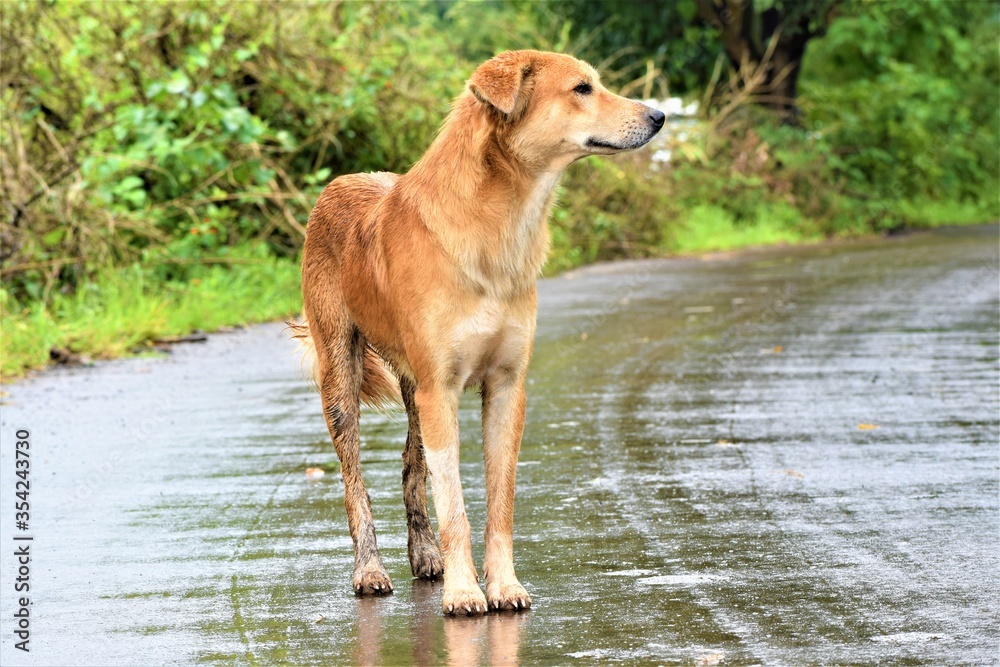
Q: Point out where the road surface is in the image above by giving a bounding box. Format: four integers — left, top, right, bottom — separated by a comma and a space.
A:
1, 224, 997, 665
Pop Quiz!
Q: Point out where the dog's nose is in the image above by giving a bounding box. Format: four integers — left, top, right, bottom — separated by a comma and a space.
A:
648, 109, 665, 129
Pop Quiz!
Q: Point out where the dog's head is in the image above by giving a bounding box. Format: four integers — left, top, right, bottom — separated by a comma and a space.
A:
468, 50, 665, 169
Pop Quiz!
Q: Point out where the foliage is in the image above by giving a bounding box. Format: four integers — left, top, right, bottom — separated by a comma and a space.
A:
546, 0, 839, 102
544, 0, 716, 96
1, 248, 301, 378
799, 0, 999, 231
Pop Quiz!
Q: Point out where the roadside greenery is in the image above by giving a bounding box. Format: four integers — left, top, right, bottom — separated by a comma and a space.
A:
2, 0, 997, 378
2, 248, 301, 374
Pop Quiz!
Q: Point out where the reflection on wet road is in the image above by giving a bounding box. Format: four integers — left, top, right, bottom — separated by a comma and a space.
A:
1, 225, 997, 665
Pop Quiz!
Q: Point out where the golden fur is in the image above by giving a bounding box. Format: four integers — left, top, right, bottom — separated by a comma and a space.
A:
295, 50, 663, 615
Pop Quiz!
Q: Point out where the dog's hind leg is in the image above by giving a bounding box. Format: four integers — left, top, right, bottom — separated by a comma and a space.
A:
399, 376, 445, 580
310, 310, 392, 596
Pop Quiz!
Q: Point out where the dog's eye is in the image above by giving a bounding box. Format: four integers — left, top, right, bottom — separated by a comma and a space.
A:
573, 82, 592, 95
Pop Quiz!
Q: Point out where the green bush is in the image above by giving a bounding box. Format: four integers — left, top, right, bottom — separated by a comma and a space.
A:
799, 0, 999, 231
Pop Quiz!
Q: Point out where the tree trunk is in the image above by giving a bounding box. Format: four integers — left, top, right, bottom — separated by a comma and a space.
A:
697, 0, 761, 73
696, 0, 836, 122
762, 31, 810, 121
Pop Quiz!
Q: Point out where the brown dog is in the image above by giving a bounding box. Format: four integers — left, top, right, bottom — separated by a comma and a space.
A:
293, 50, 663, 615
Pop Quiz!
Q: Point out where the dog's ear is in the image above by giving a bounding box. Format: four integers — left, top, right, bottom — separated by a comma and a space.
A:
468, 51, 535, 118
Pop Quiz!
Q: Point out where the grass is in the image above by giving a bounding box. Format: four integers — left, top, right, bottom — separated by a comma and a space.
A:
664, 202, 818, 254
1, 254, 302, 380
896, 198, 998, 228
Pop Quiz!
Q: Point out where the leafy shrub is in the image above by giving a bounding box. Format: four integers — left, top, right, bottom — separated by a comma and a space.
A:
799, 0, 999, 231
1, 1, 543, 300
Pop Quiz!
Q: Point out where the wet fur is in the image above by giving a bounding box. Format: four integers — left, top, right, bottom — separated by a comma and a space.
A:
294, 50, 663, 614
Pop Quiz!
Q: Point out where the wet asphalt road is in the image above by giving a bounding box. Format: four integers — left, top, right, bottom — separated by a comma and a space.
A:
1, 224, 998, 666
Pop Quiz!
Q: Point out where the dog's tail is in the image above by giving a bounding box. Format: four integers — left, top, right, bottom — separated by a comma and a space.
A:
286, 319, 403, 410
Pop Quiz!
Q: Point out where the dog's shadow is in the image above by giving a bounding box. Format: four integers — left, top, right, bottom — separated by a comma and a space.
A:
353, 579, 530, 666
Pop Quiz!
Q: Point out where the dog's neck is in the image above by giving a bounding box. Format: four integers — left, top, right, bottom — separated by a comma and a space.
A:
401, 95, 560, 297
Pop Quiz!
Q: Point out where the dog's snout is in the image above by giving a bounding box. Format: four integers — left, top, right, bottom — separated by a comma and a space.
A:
648, 109, 665, 129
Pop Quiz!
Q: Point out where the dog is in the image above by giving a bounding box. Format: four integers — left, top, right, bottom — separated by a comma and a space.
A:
292, 50, 664, 615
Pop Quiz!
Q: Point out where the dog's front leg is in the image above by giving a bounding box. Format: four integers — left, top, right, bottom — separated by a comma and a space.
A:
416, 385, 488, 615
481, 372, 532, 611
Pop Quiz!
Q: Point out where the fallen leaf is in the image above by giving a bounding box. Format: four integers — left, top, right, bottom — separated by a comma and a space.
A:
305, 467, 326, 479
857, 423, 879, 430
780, 469, 804, 479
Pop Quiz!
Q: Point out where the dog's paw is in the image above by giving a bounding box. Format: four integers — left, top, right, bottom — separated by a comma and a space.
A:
442, 585, 488, 616
409, 545, 444, 580
353, 563, 393, 596
487, 582, 531, 612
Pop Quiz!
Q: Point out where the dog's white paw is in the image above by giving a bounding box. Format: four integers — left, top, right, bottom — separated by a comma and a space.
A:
487, 581, 531, 612
442, 585, 488, 616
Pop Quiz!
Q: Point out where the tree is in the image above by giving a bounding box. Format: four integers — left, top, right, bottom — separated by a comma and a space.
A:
696, 0, 840, 120
542, 0, 722, 96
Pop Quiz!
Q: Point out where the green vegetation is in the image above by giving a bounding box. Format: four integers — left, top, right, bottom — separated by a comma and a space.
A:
2, 249, 300, 376
2, 0, 997, 378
